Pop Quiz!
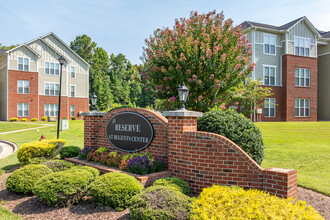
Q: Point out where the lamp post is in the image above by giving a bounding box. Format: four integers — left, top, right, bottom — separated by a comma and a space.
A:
178, 82, 189, 110
56, 56, 65, 139
91, 92, 98, 112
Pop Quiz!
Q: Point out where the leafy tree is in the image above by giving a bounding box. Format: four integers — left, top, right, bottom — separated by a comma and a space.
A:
0, 44, 18, 50
223, 78, 274, 120
142, 10, 255, 112
70, 35, 113, 110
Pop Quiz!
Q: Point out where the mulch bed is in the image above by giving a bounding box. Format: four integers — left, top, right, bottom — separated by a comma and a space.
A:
0, 173, 329, 219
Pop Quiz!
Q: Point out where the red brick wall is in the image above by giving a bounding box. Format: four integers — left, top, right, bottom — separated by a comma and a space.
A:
84, 108, 169, 166
8, 70, 39, 120
282, 55, 317, 121
83, 108, 297, 198
260, 86, 285, 121
69, 97, 89, 120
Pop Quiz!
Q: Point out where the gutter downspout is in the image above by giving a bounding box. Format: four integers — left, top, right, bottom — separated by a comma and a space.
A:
6, 52, 9, 121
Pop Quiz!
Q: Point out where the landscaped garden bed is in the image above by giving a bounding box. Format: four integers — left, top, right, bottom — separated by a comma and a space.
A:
65, 157, 170, 187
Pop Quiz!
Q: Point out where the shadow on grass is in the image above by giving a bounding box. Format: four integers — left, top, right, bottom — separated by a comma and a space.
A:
2, 163, 21, 173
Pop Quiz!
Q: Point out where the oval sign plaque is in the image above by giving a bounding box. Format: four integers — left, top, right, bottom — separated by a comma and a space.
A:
105, 112, 154, 152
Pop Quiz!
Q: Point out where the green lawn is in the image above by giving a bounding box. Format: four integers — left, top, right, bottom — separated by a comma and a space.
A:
256, 122, 330, 196
0, 120, 84, 175
0, 122, 46, 133
0, 205, 23, 220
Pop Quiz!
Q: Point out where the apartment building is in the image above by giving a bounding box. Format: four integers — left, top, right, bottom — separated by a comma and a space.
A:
241, 17, 330, 121
0, 32, 90, 121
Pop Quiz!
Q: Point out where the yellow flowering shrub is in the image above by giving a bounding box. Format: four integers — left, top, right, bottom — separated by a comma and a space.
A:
190, 185, 323, 220
17, 139, 66, 164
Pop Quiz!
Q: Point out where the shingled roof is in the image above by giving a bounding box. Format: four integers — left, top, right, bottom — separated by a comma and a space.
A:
240, 17, 319, 34
0, 49, 7, 57
321, 31, 330, 39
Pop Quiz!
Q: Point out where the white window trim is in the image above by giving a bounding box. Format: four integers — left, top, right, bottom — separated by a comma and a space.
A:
17, 103, 29, 117
70, 84, 76, 97
295, 98, 310, 117
295, 68, 310, 87
70, 65, 76, 78
17, 56, 30, 72
44, 61, 60, 76
44, 104, 59, 117
293, 35, 311, 57
263, 33, 276, 56
17, 80, 29, 94
264, 98, 276, 117
262, 65, 277, 86
44, 82, 60, 96
70, 105, 75, 117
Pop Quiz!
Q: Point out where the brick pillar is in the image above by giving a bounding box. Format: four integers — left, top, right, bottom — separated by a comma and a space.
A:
81, 112, 106, 147
162, 110, 203, 181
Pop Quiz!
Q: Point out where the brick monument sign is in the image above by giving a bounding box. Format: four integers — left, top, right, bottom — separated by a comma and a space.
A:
82, 107, 297, 198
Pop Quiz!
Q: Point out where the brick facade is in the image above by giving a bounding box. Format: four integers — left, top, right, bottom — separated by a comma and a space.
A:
282, 55, 318, 121
7, 70, 89, 121
83, 107, 297, 198
8, 70, 39, 120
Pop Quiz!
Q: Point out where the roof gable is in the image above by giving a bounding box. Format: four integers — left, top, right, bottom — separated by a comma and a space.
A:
6, 44, 41, 58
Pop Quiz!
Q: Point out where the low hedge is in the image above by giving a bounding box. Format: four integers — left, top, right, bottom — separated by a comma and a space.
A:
33, 169, 94, 206
42, 160, 75, 172
10, 118, 18, 122
88, 172, 143, 211
41, 117, 47, 121
6, 165, 52, 194
31, 118, 37, 122
153, 177, 190, 195
189, 185, 323, 219
129, 185, 193, 220
70, 166, 100, 179
21, 118, 27, 122
17, 139, 66, 164
60, 146, 80, 159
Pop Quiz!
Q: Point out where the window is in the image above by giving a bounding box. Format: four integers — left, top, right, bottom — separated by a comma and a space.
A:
295, 68, 310, 87
263, 66, 276, 85
17, 103, 29, 117
264, 34, 276, 55
70, 105, 75, 117
17, 80, 29, 94
44, 104, 59, 117
264, 98, 276, 117
45, 62, 60, 75
70, 85, 76, 97
44, 83, 59, 96
18, 57, 29, 71
294, 36, 310, 57
295, 99, 310, 117
70, 66, 75, 78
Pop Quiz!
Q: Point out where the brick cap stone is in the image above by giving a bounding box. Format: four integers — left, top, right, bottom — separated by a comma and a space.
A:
162, 109, 203, 117
80, 111, 106, 116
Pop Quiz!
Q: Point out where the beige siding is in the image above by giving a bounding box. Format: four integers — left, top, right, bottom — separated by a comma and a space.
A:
287, 20, 317, 57
39, 69, 68, 96
68, 73, 89, 97
255, 31, 282, 46
254, 44, 281, 85
0, 55, 8, 120
318, 42, 330, 55
8, 47, 38, 72
317, 54, 330, 120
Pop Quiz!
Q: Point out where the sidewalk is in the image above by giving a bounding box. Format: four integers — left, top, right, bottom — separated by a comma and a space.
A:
0, 124, 55, 135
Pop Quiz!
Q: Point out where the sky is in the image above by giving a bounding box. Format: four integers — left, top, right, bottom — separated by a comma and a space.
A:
1, 0, 330, 64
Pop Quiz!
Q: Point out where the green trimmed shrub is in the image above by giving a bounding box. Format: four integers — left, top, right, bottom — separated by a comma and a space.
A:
129, 185, 193, 220
29, 157, 47, 164
63, 117, 67, 119
198, 109, 264, 164
6, 165, 52, 194
21, 118, 28, 122
88, 172, 143, 211
153, 177, 190, 195
72, 117, 77, 120
10, 118, 18, 122
31, 118, 38, 122
190, 185, 323, 219
17, 139, 66, 164
33, 169, 94, 206
60, 146, 80, 159
70, 166, 100, 179
41, 116, 47, 121
42, 160, 75, 172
